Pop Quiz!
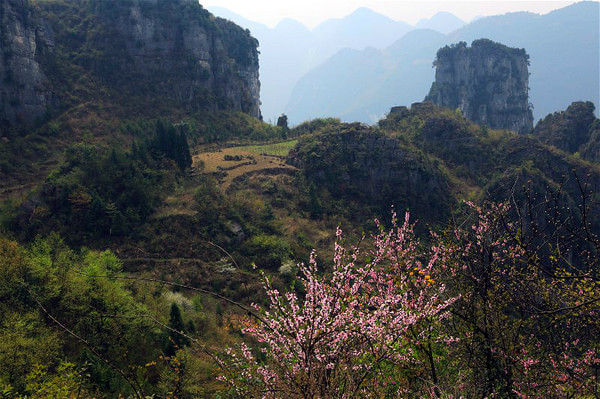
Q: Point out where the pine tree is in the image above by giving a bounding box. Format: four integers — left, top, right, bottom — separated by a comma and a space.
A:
178, 126, 192, 169
165, 303, 190, 356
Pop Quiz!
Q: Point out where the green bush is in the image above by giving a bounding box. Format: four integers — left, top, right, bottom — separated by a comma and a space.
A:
245, 234, 292, 270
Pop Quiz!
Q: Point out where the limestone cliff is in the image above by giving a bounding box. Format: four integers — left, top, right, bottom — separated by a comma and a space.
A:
90, 0, 260, 118
0, 0, 55, 128
425, 39, 533, 134
0, 0, 261, 129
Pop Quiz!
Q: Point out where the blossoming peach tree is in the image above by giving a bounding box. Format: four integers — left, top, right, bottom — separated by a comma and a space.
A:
218, 211, 457, 398
436, 201, 599, 397
217, 201, 598, 397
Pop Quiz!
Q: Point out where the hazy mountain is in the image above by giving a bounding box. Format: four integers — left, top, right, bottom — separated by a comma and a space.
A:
286, 29, 445, 123
285, 2, 599, 125
205, 6, 271, 38
258, 19, 312, 123
208, 6, 415, 122
310, 8, 412, 64
416, 12, 466, 34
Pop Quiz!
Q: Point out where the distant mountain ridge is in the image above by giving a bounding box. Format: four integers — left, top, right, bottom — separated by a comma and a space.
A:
416, 12, 466, 34
208, 6, 465, 122
284, 2, 599, 125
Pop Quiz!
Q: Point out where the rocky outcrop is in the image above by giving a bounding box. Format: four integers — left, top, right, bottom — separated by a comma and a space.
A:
0, 0, 261, 129
579, 121, 600, 163
288, 124, 452, 222
533, 101, 599, 162
426, 39, 533, 134
0, 0, 55, 128
94, 0, 260, 118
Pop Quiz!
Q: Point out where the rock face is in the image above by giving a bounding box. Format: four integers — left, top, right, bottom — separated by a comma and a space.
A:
0, 0, 55, 127
533, 101, 600, 162
426, 39, 533, 134
94, 0, 260, 118
0, 0, 261, 128
288, 123, 452, 222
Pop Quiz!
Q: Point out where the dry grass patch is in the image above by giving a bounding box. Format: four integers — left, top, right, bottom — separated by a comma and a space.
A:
194, 141, 297, 191
152, 193, 198, 219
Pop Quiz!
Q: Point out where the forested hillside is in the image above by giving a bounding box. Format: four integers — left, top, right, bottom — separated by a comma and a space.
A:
2, 97, 599, 396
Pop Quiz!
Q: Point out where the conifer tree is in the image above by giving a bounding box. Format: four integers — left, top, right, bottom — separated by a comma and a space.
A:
165, 303, 190, 356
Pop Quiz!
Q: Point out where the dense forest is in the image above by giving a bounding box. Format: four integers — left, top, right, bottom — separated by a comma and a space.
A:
0, 0, 599, 398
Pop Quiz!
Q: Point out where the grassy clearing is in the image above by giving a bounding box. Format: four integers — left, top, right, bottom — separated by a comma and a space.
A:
152, 193, 198, 219
236, 140, 298, 157
194, 140, 298, 191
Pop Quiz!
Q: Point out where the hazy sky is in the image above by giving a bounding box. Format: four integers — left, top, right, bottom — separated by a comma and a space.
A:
202, 1, 579, 28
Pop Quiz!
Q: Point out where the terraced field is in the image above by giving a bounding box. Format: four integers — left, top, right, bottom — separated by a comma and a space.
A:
194, 140, 298, 191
